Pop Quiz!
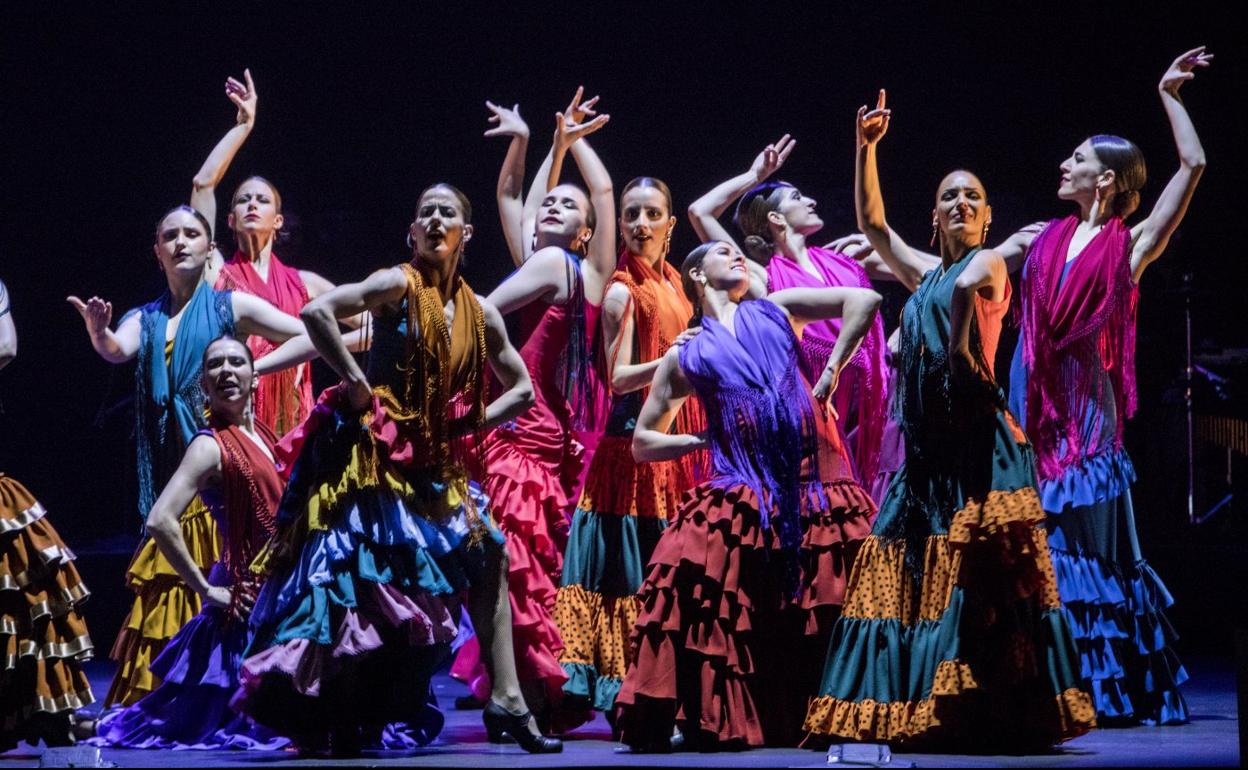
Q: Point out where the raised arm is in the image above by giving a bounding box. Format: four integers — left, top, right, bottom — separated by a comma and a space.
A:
0, 281, 15, 371
994, 222, 1046, 275
486, 246, 569, 316
856, 91, 933, 293
688, 135, 795, 252
301, 267, 408, 408
484, 101, 530, 267
632, 347, 707, 462
66, 296, 142, 363
146, 435, 232, 610
1130, 46, 1211, 281
480, 299, 535, 430
192, 70, 257, 283
769, 287, 882, 400
231, 292, 306, 343
556, 108, 615, 301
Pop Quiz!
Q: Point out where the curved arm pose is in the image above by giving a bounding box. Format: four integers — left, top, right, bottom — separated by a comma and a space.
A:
193, 69, 256, 280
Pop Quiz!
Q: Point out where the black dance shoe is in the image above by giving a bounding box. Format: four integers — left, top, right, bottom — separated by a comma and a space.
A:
483, 701, 563, 754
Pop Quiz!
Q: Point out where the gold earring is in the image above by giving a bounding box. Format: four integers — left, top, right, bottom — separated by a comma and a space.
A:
662, 230, 672, 259
982, 221, 991, 247
929, 221, 938, 247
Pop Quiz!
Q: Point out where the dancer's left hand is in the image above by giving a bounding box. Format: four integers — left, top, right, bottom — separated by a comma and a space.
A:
1160, 46, 1213, 95
812, 363, 841, 405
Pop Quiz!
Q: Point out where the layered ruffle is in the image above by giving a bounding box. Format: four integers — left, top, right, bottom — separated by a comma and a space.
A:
555, 583, 637, 713
1, 475, 95, 750
577, 435, 685, 522
804, 486, 1097, 747
105, 497, 219, 707
615, 477, 876, 749
1039, 447, 1136, 513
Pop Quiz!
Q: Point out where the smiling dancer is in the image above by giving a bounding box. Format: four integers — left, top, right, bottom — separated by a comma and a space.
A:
614, 241, 880, 750
68, 206, 305, 708
803, 94, 1096, 749
90, 336, 289, 750
1, 279, 95, 752
233, 183, 562, 754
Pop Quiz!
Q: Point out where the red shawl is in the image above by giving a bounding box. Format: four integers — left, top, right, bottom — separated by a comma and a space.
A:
215, 252, 312, 435
211, 422, 282, 599
1021, 216, 1139, 479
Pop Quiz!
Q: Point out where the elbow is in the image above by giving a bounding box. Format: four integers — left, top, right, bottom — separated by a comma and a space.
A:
191, 175, 213, 192
863, 290, 883, 315
515, 382, 536, 412
299, 300, 331, 327
631, 435, 653, 464
687, 202, 707, 220
1186, 154, 1208, 174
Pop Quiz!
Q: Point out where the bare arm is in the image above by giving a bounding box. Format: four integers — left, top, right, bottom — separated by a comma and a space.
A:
484, 101, 530, 268
856, 91, 932, 293
994, 222, 1046, 275
191, 69, 257, 244
146, 435, 222, 601
688, 135, 795, 252
66, 296, 142, 363
300, 270, 367, 330
0, 282, 15, 371
253, 326, 371, 376
769, 287, 882, 400
602, 282, 661, 393
950, 249, 1008, 369
632, 347, 707, 462
480, 299, 535, 430
231, 292, 306, 343
486, 246, 567, 316
1130, 46, 1212, 281
567, 135, 616, 302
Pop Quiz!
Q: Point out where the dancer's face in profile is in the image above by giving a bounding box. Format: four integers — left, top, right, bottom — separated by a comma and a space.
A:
772, 184, 823, 237
536, 184, 593, 251
620, 186, 675, 260
1058, 139, 1110, 204
154, 209, 213, 277
933, 171, 991, 247
696, 241, 751, 299
202, 337, 256, 419
228, 178, 284, 239
410, 187, 473, 268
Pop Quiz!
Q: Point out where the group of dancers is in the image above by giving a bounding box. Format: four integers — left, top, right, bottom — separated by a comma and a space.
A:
0, 45, 1211, 756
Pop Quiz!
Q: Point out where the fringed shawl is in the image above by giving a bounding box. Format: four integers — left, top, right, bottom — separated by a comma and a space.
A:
132, 281, 234, 523
210, 421, 282, 587
549, 251, 595, 429
1021, 216, 1138, 480
215, 252, 313, 435
679, 299, 821, 592
766, 247, 889, 482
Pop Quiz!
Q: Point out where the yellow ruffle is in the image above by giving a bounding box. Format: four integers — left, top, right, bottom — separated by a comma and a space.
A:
554, 583, 637, 681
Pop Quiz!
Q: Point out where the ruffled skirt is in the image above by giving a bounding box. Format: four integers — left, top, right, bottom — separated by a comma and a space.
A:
615, 477, 876, 749
1, 474, 94, 751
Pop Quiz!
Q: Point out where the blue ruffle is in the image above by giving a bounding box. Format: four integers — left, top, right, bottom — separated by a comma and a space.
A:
1039, 447, 1136, 513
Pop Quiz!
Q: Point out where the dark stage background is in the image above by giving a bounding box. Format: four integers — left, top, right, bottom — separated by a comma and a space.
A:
1, 4, 1244, 658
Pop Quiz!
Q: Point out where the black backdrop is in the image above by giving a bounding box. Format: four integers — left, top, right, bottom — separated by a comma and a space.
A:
1, 3, 1243, 654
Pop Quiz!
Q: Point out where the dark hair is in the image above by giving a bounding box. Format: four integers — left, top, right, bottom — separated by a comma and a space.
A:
1089, 135, 1147, 220
680, 242, 716, 328
620, 176, 674, 217
155, 205, 213, 242
418, 183, 473, 224
733, 181, 792, 262
231, 175, 283, 215
202, 334, 254, 369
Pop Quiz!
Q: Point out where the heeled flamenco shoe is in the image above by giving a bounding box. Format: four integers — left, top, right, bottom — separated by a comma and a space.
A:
482, 701, 563, 754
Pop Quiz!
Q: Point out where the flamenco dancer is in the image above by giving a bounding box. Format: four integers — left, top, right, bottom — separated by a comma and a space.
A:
614, 241, 880, 750
67, 206, 305, 708
233, 184, 562, 754
90, 336, 288, 750
803, 95, 1096, 749
999, 48, 1210, 725
554, 176, 705, 717
688, 139, 892, 486
1, 279, 95, 751
192, 69, 358, 435
451, 92, 613, 712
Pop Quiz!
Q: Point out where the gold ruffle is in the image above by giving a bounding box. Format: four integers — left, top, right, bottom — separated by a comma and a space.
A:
554, 583, 638, 681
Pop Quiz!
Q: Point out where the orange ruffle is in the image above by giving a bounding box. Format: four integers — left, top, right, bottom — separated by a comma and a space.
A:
554, 583, 637, 683
577, 436, 686, 521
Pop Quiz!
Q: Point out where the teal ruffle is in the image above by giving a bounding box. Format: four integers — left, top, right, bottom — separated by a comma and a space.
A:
560, 507, 666, 597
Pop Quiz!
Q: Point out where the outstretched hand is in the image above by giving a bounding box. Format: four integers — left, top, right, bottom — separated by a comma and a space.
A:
554, 109, 610, 151
225, 68, 257, 127
750, 134, 796, 182
484, 101, 530, 139
562, 85, 601, 125
1160, 46, 1213, 95
67, 295, 113, 337
856, 89, 890, 148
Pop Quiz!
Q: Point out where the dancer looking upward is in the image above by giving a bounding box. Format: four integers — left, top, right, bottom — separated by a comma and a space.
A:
67, 205, 305, 708
998, 48, 1211, 725
803, 94, 1096, 749
234, 184, 562, 754
614, 241, 880, 750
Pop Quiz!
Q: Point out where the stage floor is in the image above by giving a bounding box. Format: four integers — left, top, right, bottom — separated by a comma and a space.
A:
2, 658, 1239, 768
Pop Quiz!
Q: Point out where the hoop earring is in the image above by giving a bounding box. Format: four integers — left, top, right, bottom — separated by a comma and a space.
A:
406, 233, 414, 249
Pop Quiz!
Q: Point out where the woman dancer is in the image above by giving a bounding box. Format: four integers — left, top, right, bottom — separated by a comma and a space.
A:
451, 95, 613, 710
615, 242, 880, 750
1, 279, 95, 751
91, 336, 288, 750
553, 176, 705, 717
193, 69, 354, 435
803, 95, 1096, 748
67, 205, 305, 708
1000, 48, 1210, 725
688, 140, 894, 486
234, 184, 562, 754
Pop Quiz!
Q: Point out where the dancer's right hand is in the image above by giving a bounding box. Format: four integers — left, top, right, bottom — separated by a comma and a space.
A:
856, 89, 890, 148
67, 295, 112, 337
750, 134, 795, 182
346, 377, 373, 411
225, 68, 257, 128
484, 101, 529, 139
202, 585, 234, 612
